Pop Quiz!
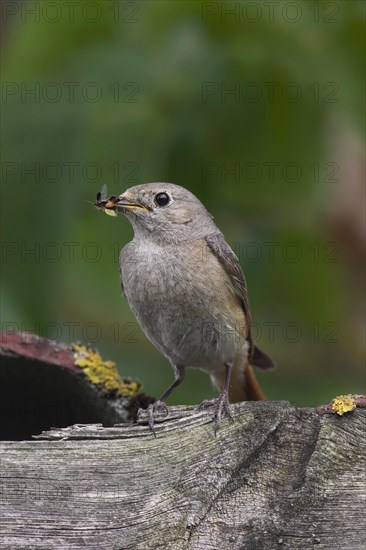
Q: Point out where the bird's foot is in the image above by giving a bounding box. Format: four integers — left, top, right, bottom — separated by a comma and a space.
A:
198, 391, 234, 435
146, 400, 168, 437
213, 390, 234, 435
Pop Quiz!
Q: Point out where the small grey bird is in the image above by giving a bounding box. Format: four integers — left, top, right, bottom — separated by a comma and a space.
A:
96, 183, 275, 433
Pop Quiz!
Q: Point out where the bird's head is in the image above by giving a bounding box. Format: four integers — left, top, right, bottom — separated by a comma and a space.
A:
108, 182, 218, 244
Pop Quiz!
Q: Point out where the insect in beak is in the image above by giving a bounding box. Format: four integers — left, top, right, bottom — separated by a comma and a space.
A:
95, 185, 118, 217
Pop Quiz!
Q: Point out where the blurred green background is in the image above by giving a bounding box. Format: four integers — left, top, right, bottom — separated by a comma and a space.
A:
1, 0, 365, 406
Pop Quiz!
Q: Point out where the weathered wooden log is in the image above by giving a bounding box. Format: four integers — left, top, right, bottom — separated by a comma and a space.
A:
1, 405, 365, 548
0, 333, 365, 549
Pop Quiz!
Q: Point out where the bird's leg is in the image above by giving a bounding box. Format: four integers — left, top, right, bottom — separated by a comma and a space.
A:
146, 365, 185, 437
199, 362, 234, 435
213, 362, 234, 434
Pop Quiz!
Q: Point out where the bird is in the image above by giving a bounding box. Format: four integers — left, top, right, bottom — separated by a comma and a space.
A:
95, 182, 275, 434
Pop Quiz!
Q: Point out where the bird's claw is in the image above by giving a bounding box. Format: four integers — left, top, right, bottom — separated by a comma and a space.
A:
213, 390, 234, 435
198, 391, 234, 435
147, 400, 169, 437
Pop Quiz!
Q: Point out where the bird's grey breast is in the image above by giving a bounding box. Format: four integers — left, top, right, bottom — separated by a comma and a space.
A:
120, 238, 215, 320
119, 237, 247, 368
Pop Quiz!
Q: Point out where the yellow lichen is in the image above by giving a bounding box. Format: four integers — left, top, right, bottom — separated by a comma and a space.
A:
71, 344, 141, 397
331, 394, 357, 416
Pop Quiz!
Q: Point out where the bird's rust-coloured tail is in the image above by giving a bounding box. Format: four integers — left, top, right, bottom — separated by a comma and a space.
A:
229, 344, 275, 402
242, 365, 265, 401
227, 365, 265, 402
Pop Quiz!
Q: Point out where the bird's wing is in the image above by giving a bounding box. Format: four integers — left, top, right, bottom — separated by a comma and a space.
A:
205, 233, 275, 370
204, 232, 253, 349
118, 248, 126, 296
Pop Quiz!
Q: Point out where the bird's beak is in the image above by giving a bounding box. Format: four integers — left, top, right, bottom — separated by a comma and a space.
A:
115, 195, 150, 212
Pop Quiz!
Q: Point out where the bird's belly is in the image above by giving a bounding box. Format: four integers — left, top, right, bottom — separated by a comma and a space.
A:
120, 242, 247, 370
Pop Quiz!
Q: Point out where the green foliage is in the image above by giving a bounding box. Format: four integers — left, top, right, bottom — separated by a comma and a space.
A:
1, 1, 364, 404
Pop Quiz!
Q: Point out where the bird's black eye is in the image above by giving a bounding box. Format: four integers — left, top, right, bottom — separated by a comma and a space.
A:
154, 192, 170, 207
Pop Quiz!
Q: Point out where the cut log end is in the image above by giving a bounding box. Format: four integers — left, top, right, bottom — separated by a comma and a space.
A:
0, 332, 153, 440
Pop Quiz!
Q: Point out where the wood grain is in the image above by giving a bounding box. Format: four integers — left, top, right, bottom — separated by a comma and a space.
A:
1, 402, 365, 549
